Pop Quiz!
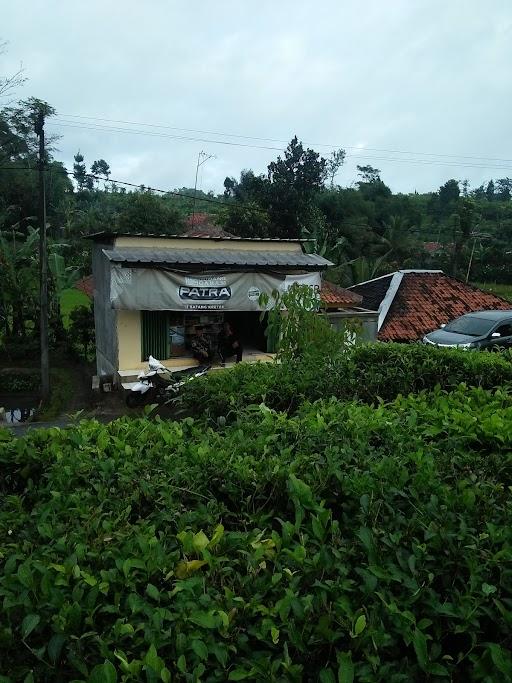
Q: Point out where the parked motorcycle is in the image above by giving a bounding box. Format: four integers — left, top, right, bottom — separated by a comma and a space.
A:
126, 356, 210, 408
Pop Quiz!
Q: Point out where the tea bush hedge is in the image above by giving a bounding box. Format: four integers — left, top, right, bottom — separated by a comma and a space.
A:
179, 343, 512, 417
1, 384, 512, 681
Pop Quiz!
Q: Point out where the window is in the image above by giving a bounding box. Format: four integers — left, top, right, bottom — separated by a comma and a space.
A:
495, 322, 512, 337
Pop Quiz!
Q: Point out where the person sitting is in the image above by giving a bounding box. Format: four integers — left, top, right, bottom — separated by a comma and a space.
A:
190, 326, 212, 363
219, 322, 243, 364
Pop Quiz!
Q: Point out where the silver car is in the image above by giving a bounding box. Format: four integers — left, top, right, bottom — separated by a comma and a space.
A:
422, 310, 512, 350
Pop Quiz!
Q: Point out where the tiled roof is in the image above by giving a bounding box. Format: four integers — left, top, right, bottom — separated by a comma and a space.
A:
423, 241, 443, 253
75, 275, 94, 298
377, 272, 512, 341
350, 274, 393, 311
321, 280, 363, 308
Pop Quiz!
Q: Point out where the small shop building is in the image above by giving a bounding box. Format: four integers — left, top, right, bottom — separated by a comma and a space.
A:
88, 232, 377, 384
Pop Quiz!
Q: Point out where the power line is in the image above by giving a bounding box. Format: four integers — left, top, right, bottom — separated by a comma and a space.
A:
58, 112, 512, 165
48, 119, 512, 173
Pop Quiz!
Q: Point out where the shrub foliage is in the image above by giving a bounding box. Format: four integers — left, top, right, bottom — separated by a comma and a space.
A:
178, 342, 512, 418
1, 380, 512, 680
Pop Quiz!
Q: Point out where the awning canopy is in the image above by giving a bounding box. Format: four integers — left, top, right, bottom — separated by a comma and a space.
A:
104, 247, 332, 270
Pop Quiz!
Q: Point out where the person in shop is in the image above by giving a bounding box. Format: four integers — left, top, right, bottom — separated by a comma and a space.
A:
219, 321, 243, 364
190, 326, 213, 363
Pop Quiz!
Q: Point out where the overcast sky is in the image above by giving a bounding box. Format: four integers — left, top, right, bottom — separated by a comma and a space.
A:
2, 0, 512, 195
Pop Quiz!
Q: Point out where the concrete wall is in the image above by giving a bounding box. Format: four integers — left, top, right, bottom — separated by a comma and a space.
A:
117, 310, 142, 370
114, 236, 301, 252
327, 310, 379, 342
92, 242, 118, 377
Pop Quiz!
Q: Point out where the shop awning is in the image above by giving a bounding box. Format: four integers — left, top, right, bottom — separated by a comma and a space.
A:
103, 247, 332, 270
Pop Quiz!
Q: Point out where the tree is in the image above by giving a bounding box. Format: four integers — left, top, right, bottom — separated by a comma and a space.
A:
357, 165, 381, 184
69, 305, 95, 360
496, 178, 512, 202
90, 159, 111, 189
115, 191, 184, 234
326, 148, 346, 188
218, 200, 270, 237
437, 179, 460, 219
0, 40, 26, 101
266, 136, 327, 238
1, 97, 57, 158
73, 152, 93, 191
486, 180, 495, 202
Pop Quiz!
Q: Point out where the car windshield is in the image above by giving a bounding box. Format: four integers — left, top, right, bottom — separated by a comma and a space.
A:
444, 316, 495, 337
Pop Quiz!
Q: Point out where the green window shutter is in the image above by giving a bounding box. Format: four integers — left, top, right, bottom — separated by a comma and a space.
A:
141, 311, 169, 361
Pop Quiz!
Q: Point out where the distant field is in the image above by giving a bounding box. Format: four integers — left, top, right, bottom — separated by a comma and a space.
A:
474, 282, 512, 302
60, 288, 90, 327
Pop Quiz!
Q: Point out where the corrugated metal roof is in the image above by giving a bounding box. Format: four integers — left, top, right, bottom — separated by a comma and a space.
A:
86, 231, 314, 243
103, 247, 332, 269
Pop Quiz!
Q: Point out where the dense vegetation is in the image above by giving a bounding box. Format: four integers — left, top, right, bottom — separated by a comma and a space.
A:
178, 342, 512, 417
2, 343, 512, 681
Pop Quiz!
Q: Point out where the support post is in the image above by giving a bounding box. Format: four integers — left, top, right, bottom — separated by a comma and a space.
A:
35, 110, 50, 401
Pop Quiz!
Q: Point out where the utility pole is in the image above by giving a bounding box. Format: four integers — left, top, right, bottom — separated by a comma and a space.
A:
35, 110, 50, 401
191, 151, 215, 226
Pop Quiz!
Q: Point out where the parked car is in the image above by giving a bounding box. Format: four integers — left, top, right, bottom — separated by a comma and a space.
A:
422, 310, 512, 350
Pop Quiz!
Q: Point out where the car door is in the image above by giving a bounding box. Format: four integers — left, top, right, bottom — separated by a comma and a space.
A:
487, 320, 512, 350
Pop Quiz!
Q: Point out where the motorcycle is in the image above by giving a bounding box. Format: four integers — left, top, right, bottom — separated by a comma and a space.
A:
126, 355, 210, 408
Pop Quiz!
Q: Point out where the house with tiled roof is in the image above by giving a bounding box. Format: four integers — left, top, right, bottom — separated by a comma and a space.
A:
349, 269, 512, 342
84, 232, 378, 383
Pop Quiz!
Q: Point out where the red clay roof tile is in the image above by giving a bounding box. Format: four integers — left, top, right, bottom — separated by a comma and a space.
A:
75, 275, 94, 298
379, 272, 512, 341
321, 280, 363, 307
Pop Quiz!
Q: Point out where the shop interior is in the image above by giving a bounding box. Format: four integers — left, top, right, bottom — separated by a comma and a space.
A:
167, 310, 269, 360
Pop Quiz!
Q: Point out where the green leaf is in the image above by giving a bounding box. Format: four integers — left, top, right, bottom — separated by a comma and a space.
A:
271, 627, 280, 644
208, 524, 224, 549
428, 663, 450, 676
88, 661, 117, 683
48, 633, 66, 664
161, 667, 171, 683
356, 527, 373, 552
192, 530, 209, 553
192, 639, 209, 661
482, 582, 497, 597
189, 611, 217, 629
144, 644, 163, 675
177, 655, 186, 673
413, 629, 428, 672
21, 614, 40, 639
288, 474, 314, 508
337, 651, 354, 683
228, 670, 253, 681
488, 643, 512, 675
354, 614, 366, 636
319, 669, 336, 683
175, 559, 207, 579
146, 583, 160, 601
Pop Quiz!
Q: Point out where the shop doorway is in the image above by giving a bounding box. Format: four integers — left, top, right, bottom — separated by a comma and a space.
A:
224, 311, 268, 353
